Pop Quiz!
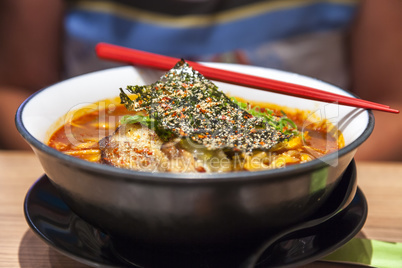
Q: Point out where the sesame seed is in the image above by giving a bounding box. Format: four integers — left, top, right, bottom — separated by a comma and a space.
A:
120, 60, 292, 152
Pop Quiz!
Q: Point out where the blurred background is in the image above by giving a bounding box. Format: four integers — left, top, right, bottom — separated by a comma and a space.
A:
1, 0, 401, 161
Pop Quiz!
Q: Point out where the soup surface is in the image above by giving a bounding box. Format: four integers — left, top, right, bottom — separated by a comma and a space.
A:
48, 98, 343, 173
47, 61, 344, 173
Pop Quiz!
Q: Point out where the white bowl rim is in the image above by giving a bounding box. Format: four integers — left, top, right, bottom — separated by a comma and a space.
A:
15, 64, 374, 183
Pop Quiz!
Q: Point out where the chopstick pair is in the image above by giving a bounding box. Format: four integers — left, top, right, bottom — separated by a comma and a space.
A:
95, 42, 399, 114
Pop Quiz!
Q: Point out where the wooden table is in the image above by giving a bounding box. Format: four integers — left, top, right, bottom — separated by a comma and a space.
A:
1, 150, 402, 268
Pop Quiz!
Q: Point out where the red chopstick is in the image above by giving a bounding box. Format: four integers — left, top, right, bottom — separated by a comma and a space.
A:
95, 43, 399, 114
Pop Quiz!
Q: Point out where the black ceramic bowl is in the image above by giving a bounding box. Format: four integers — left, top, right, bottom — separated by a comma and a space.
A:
16, 63, 374, 248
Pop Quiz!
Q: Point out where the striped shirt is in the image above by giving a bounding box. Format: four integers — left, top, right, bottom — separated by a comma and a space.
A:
63, 0, 359, 88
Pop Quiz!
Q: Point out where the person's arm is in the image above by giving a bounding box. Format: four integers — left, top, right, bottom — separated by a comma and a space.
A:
350, 0, 402, 161
0, 0, 64, 150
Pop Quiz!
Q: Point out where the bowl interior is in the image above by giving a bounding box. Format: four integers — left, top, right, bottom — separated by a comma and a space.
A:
18, 63, 372, 166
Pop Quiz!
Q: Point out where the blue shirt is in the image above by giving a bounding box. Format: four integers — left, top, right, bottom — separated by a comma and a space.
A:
63, 0, 359, 88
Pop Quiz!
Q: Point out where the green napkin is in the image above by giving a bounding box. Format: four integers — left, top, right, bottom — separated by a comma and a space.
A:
322, 238, 402, 267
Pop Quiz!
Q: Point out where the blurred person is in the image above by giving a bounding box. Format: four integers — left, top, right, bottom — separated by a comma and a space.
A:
0, 0, 64, 150
349, 1, 402, 161
0, 0, 401, 161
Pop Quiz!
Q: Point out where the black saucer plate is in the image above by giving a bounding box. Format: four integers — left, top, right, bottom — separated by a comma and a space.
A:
24, 172, 367, 268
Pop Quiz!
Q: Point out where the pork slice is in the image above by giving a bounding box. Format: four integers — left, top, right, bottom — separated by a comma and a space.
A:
99, 123, 169, 172
161, 142, 204, 173
99, 123, 202, 173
